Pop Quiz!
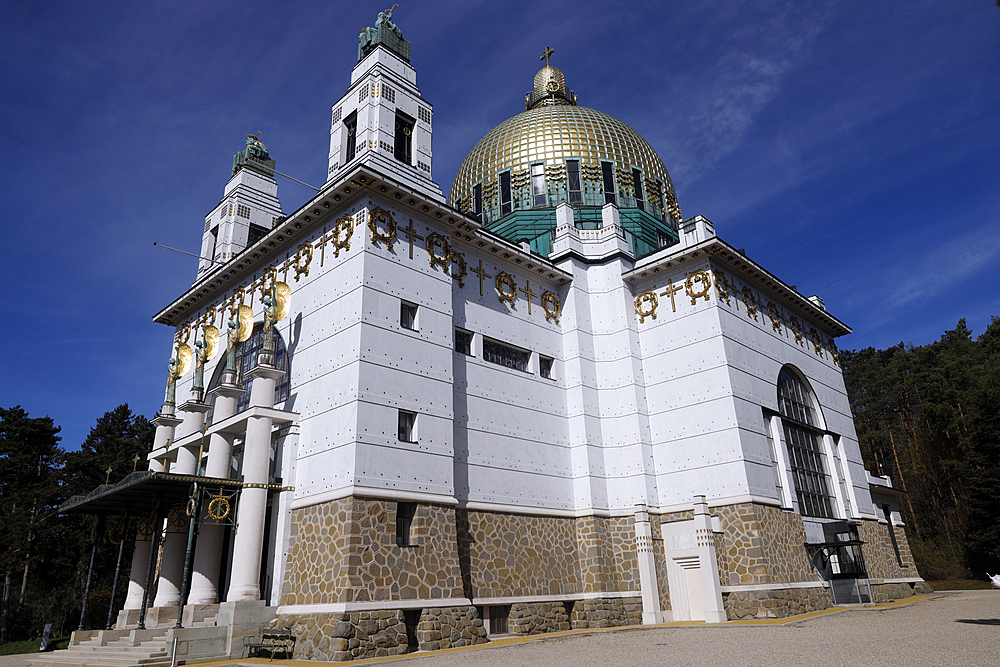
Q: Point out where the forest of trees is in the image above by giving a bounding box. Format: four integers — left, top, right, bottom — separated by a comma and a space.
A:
0, 405, 153, 643
842, 317, 1000, 580
1, 318, 997, 643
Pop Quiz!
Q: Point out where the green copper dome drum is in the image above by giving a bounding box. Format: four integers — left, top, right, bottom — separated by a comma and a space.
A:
448, 58, 682, 257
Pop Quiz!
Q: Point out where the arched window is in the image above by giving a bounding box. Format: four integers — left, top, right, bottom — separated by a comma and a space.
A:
778, 368, 834, 519
207, 324, 290, 414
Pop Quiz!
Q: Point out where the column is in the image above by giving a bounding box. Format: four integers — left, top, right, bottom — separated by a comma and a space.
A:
634, 504, 667, 624
188, 381, 244, 604
227, 365, 283, 601
123, 410, 175, 614
152, 398, 209, 608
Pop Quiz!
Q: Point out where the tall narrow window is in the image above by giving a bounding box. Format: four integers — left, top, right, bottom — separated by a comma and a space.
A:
455, 328, 473, 355
531, 163, 547, 207
632, 168, 645, 211
601, 161, 616, 205
400, 301, 418, 330
883, 504, 905, 567
208, 226, 219, 261
394, 111, 414, 164
398, 410, 416, 443
566, 160, 582, 203
499, 171, 512, 216
778, 368, 834, 518
764, 410, 784, 501
396, 502, 416, 546
656, 179, 666, 220
473, 183, 483, 221
539, 356, 554, 379
344, 112, 358, 163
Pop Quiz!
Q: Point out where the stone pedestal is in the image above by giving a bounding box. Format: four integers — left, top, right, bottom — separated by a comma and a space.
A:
634, 504, 668, 624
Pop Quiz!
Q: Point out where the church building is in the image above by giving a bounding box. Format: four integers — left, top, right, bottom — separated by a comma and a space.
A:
47, 10, 929, 665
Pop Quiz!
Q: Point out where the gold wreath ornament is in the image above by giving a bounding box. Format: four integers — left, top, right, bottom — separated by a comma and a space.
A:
207, 496, 231, 521
495, 272, 517, 307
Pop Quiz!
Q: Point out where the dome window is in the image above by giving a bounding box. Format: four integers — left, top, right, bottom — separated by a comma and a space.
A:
499, 171, 512, 216
473, 183, 483, 221
632, 168, 645, 212
567, 160, 582, 203
601, 162, 616, 206
531, 164, 546, 207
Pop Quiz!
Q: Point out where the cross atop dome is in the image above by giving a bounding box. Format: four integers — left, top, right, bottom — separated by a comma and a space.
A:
540, 46, 555, 67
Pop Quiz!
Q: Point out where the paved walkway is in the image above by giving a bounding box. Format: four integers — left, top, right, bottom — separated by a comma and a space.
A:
5, 590, 998, 667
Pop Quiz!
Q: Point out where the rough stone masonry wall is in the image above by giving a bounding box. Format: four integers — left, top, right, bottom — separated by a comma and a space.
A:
508, 602, 571, 635
417, 606, 489, 650
270, 610, 409, 661
574, 515, 640, 596
569, 597, 643, 629
857, 518, 917, 580
281, 498, 465, 606
460, 510, 580, 598
723, 587, 830, 620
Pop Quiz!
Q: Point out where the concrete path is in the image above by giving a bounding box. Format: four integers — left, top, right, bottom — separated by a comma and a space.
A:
5, 591, 998, 667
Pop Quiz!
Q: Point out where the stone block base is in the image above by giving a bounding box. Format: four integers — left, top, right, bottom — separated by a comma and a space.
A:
570, 596, 642, 629
272, 606, 487, 661
509, 602, 570, 635
868, 582, 920, 603
722, 587, 832, 620
417, 606, 488, 650
272, 610, 409, 661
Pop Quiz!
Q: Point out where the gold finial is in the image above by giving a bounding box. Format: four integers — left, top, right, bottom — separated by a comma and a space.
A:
540, 46, 555, 67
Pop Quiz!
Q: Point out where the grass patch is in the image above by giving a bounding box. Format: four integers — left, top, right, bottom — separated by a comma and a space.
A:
927, 579, 994, 591
0, 636, 70, 655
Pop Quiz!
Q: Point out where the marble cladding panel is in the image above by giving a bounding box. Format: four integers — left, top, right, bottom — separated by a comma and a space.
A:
858, 518, 920, 580
722, 587, 831, 620
508, 602, 571, 635
569, 596, 642, 629
461, 510, 581, 597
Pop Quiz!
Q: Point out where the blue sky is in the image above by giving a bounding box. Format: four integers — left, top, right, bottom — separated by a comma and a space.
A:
2, 1, 998, 450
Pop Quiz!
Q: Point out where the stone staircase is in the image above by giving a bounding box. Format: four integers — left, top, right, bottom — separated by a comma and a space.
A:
26, 601, 276, 667
27, 631, 172, 667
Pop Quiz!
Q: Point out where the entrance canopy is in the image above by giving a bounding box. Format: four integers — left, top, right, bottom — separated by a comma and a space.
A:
58, 471, 248, 516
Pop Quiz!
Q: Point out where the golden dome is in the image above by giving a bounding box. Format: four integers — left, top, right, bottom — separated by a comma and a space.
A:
447, 103, 680, 221
531, 66, 573, 107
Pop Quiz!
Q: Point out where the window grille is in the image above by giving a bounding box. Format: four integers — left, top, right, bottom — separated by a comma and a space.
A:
332, 106, 342, 124
237, 203, 251, 219
382, 85, 395, 102
418, 107, 431, 124
531, 163, 546, 207
483, 338, 529, 372
567, 160, 582, 203
778, 368, 833, 518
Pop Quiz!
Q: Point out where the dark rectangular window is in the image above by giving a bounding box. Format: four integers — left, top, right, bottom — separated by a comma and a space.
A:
398, 410, 416, 443
396, 502, 416, 546
483, 338, 529, 372
455, 328, 473, 355
601, 161, 616, 205
247, 223, 268, 247
400, 301, 417, 330
344, 112, 358, 163
531, 163, 546, 207
656, 179, 666, 220
394, 111, 414, 164
567, 160, 582, 203
499, 171, 512, 216
473, 183, 483, 220
209, 226, 219, 260
632, 168, 645, 211
488, 605, 509, 635
539, 356, 553, 379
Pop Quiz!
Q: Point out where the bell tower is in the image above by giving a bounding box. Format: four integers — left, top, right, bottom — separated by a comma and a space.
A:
326, 8, 442, 199
197, 135, 284, 279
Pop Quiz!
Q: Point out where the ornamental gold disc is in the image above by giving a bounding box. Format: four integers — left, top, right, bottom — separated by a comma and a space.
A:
237, 305, 254, 342
176, 343, 192, 377
203, 325, 220, 361
275, 282, 291, 321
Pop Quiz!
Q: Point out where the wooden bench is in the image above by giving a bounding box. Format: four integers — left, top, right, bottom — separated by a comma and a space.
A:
243, 628, 294, 660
